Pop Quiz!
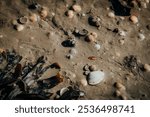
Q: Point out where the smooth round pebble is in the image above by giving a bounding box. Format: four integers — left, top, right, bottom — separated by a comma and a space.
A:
94, 44, 101, 50
108, 12, 115, 18
144, 64, 150, 72
72, 4, 82, 12
80, 78, 88, 86
88, 71, 105, 85
67, 10, 74, 18
89, 65, 97, 71
69, 48, 77, 55
15, 24, 24, 31
85, 34, 96, 42
130, 15, 138, 24
138, 33, 145, 41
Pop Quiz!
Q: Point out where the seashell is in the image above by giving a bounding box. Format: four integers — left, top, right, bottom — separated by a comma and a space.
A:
94, 44, 101, 50
88, 71, 105, 85
19, 16, 28, 24
66, 10, 74, 18
60, 87, 69, 96
88, 56, 97, 60
79, 91, 85, 97
114, 82, 126, 91
29, 13, 38, 22
108, 12, 115, 18
130, 15, 138, 24
40, 7, 48, 18
15, 24, 24, 31
72, 4, 82, 12
144, 64, 150, 72
89, 65, 97, 71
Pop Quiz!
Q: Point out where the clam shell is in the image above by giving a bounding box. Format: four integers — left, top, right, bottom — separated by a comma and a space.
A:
88, 71, 105, 85
19, 16, 28, 24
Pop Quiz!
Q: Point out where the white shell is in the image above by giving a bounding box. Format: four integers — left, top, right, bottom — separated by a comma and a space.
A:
16, 24, 24, 31
108, 12, 115, 18
72, 5, 82, 12
138, 33, 145, 41
88, 71, 105, 85
60, 87, 69, 96
67, 10, 74, 18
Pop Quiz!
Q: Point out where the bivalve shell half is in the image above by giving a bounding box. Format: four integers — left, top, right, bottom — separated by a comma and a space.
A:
88, 71, 105, 85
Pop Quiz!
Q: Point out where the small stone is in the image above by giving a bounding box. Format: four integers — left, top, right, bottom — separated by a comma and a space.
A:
88, 71, 105, 85
12, 20, 18, 25
0, 35, 3, 38
83, 64, 90, 71
29, 14, 38, 22
83, 71, 90, 76
144, 64, 150, 72
72, 4, 82, 12
138, 33, 145, 41
130, 15, 138, 24
94, 44, 101, 50
80, 78, 88, 86
15, 24, 24, 31
108, 12, 115, 18
40, 7, 48, 18
119, 39, 125, 45
115, 90, 121, 97
69, 48, 77, 55
114, 82, 126, 91
116, 52, 121, 57
66, 54, 73, 59
89, 65, 97, 71
119, 30, 126, 36
91, 32, 98, 38
66, 10, 74, 18
85, 34, 96, 42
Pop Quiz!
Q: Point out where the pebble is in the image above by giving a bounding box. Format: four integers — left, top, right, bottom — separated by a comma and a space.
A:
94, 43, 101, 50
72, 4, 82, 12
108, 12, 115, 18
85, 34, 96, 42
89, 65, 97, 71
114, 82, 126, 91
83, 71, 90, 76
144, 64, 150, 72
88, 71, 105, 85
119, 39, 125, 45
80, 78, 88, 86
67, 10, 74, 18
29, 14, 38, 22
138, 33, 145, 41
69, 48, 77, 55
91, 32, 98, 38
130, 15, 138, 24
119, 30, 126, 36
15, 24, 24, 31
115, 90, 121, 97
66, 54, 73, 59
40, 7, 48, 18
83, 64, 90, 71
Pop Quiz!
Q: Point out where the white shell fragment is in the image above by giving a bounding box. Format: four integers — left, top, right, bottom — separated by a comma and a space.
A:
88, 71, 105, 85
15, 24, 24, 31
138, 33, 145, 41
94, 43, 101, 50
72, 4, 82, 12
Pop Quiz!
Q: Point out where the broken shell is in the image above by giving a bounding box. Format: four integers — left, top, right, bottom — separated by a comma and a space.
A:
15, 24, 24, 31
88, 56, 97, 60
40, 7, 48, 18
66, 10, 74, 18
130, 15, 138, 24
60, 87, 69, 96
29, 14, 38, 22
114, 82, 126, 91
144, 64, 150, 72
83, 64, 90, 71
88, 71, 105, 85
89, 65, 97, 71
72, 4, 82, 12
108, 12, 115, 18
19, 16, 28, 24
